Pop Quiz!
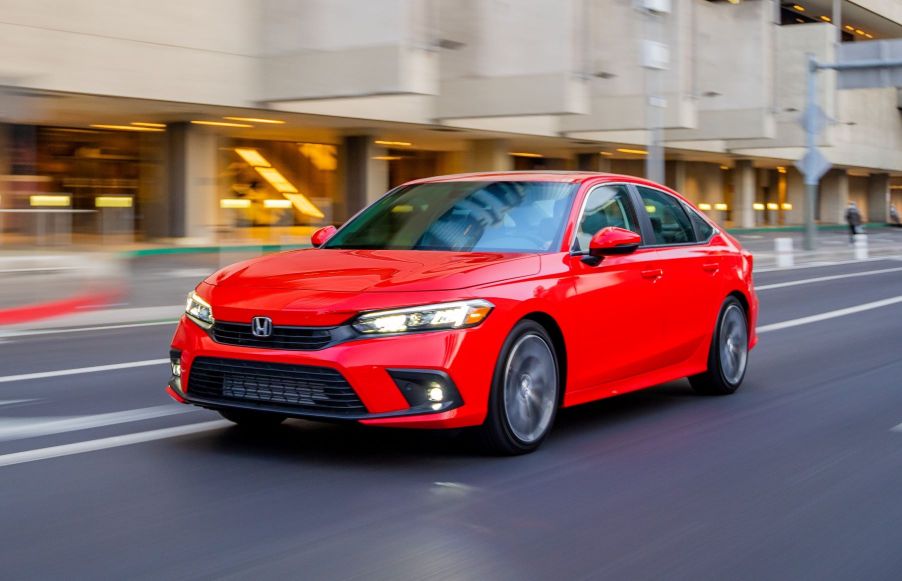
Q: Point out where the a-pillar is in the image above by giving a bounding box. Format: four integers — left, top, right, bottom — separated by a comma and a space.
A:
465, 139, 512, 172
342, 136, 390, 218
819, 169, 849, 225
162, 122, 218, 242
735, 160, 755, 229
867, 173, 889, 223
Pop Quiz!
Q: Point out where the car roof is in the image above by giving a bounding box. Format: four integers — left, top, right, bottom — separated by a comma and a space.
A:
404, 171, 667, 189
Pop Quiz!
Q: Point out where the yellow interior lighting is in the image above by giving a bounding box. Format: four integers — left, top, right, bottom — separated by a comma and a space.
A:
234, 148, 272, 168
374, 140, 412, 147
224, 116, 285, 124
714, 203, 729, 211
131, 122, 166, 128
820, 15, 831, 22
599, 151, 613, 156
792, 4, 805, 12
844, 25, 855, 31
263, 199, 292, 209
191, 120, 253, 128
781, 203, 793, 210
720, 165, 730, 170
753, 203, 766, 210
285, 193, 325, 219
616, 148, 648, 155
767, 202, 779, 210
90, 124, 164, 132
698, 203, 713, 211
299, 144, 338, 171
777, 166, 787, 174
30, 195, 70, 207
95, 196, 133, 208
372, 156, 403, 161
254, 167, 298, 194
220, 198, 251, 209
508, 152, 543, 158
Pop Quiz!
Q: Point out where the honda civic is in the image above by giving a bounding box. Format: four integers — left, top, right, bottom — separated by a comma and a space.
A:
168, 172, 758, 454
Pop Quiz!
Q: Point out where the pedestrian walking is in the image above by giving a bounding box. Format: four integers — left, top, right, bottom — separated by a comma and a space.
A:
845, 201, 862, 243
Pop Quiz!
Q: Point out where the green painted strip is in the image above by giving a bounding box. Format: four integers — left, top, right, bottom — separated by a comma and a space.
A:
120, 243, 310, 258
727, 222, 885, 234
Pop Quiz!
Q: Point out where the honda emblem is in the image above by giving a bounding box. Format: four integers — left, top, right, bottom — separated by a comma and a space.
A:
251, 316, 273, 338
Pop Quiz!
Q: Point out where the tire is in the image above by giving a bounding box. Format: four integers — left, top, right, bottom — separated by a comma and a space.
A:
218, 408, 286, 428
689, 296, 749, 396
478, 320, 561, 455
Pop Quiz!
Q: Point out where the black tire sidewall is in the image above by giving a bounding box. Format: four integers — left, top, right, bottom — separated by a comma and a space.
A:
486, 320, 561, 453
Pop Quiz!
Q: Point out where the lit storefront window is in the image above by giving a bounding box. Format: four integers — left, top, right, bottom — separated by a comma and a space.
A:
220, 140, 339, 239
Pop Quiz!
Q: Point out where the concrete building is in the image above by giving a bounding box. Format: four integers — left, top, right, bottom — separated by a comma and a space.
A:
1, 0, 901, 246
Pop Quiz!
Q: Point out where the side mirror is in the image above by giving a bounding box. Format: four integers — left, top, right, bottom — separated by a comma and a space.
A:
588, 227, 641, 258
310, 225, 337, 248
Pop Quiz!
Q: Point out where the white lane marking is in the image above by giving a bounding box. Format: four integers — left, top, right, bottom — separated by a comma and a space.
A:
0, 320, 178, 340
0, 420, 230, 468
0, 359, 169, 384
754, 255, 902, 273
0, 399, 38, 407
756, 266, 902, 291
891, 422, 902, 433
758, 296, 902, 333
0, 405, 192, 442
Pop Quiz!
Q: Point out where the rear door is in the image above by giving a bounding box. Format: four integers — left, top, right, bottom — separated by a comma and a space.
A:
562, 183, 665, 396
633, 185, 724, 366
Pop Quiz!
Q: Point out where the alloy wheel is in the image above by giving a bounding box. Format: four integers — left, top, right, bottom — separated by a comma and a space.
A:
502, 333, 558, 444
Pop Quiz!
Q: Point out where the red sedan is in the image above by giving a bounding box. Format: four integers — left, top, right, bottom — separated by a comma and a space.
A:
168, 172, 758, 454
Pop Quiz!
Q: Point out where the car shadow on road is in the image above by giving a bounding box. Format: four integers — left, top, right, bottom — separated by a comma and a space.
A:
177, 379, 717, 465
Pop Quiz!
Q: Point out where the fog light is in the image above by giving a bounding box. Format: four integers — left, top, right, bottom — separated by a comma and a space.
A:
427, 384, 445, 402
169, 350, 181, 377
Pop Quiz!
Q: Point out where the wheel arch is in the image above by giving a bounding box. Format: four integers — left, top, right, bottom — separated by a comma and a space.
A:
520, 311, 568, 401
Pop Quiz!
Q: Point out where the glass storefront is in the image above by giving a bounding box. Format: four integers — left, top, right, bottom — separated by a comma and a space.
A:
218, 139, 339, 242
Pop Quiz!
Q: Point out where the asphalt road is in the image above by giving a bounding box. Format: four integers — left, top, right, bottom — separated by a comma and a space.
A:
1, 258, 901, 580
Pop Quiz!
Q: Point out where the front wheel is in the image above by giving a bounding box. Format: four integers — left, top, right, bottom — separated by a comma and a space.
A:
689, 297, 749, 395
478, 320, 560, 455
218, 408, 286, 428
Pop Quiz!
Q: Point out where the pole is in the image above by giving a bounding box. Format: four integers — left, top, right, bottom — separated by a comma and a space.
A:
832, 0, 842, 46
803, 54, 818, 251
644, 7, 665, 184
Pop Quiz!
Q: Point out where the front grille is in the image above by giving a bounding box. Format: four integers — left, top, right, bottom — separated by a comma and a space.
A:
211, 321, 334, 350
187, 357, 366, 414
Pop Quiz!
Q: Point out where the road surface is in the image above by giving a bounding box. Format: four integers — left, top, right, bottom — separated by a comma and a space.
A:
1, 258, 901, 580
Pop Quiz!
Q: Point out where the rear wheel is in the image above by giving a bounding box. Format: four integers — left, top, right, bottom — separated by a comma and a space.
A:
478, 320, 560, 455
218, 408, 286, 428
689, 297, 749, 395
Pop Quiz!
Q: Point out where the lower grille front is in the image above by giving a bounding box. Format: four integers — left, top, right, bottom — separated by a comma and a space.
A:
187, 357, 366, 415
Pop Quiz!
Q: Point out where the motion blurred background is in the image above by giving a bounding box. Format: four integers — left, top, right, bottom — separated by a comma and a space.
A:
5, 0, 902, 323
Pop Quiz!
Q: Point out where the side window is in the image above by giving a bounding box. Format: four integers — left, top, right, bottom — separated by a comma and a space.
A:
685, 204, 715, 241
573, 185, 639, 251
637, 186, 697, 245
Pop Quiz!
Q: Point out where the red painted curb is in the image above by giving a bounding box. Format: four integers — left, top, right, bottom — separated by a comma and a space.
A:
0, 288, 123, 326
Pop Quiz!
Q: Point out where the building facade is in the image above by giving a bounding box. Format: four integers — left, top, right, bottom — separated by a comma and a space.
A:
1, 0, 901, 246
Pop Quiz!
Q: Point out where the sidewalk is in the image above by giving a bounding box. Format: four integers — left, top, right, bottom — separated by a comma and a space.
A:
2, 227, 901, 332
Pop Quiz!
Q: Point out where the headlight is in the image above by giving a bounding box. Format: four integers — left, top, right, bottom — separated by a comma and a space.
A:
352, 300, 494, 334
185, 291, 214, 329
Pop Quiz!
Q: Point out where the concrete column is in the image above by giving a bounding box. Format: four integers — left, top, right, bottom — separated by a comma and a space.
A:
465, 139, 512, 172
735, 160, 755, 228
670, 160, 688, 195
819, 169, 849, 225
342, 136, 390, 218
866, 173, 889, 223
165, 122, 219, 241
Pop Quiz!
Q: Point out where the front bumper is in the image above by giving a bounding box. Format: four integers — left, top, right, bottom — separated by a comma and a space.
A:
168, 315, 499, 429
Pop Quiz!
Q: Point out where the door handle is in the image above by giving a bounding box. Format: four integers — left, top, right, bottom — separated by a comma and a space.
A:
641, 268, 663, 280
702, 262, 720, 273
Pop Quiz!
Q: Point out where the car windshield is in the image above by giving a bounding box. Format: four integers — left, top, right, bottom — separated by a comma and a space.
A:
324, 181, 577, 252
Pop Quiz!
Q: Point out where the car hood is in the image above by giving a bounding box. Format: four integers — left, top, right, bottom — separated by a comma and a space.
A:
204, 249, 540, 293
